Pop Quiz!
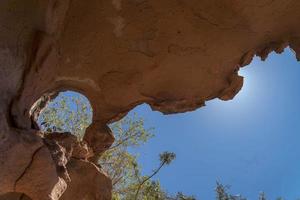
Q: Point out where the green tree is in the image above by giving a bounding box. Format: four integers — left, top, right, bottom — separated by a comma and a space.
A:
258, 192, 266, 200
101, 115, 192, 200
133, 151, 176, 200
215, 182, 246, 200
173, 192, 196, 200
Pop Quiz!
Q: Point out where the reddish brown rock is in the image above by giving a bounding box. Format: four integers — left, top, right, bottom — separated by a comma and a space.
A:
0, 192, 32, 200
60, 159, 112, 200
2, 0, 300, 199
0, 130, 66, 200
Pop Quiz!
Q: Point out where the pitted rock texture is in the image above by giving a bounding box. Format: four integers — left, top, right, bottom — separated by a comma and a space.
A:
1, 0, 300, 199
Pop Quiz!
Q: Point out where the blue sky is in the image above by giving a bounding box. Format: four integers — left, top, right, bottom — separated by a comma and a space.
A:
126, 48, 300, 199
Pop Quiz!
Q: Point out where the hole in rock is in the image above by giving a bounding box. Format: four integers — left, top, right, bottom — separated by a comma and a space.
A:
105, 47, 300, 200
0, 192, 32, 200
32, 91, 92, 140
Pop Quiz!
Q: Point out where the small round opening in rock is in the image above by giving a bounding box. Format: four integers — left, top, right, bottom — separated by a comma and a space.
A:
32, 91, 93, 140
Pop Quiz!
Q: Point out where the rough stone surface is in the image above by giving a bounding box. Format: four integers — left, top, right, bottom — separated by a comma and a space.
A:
0, 192, 32, 200
60, 159, 112, 200
1, 0, 300, 199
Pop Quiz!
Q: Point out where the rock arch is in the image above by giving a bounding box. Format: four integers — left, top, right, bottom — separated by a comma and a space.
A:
1, 0, 300, 199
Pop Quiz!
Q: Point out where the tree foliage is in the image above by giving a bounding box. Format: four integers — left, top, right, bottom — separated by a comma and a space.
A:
38, 93, 92, 139
215, 182, 246, 200
215, 182, 291, 200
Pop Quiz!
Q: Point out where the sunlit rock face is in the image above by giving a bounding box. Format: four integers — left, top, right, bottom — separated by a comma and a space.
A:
1, 0, 300, 199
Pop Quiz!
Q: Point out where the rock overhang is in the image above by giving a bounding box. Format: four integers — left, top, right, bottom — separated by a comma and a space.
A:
1, 0, 300, 199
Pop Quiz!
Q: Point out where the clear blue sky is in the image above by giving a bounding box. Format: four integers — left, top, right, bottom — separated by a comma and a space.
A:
126, 48, 300, 199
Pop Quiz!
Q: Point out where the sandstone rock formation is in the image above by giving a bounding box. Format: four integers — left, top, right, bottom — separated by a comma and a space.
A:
1, 0, 300, 199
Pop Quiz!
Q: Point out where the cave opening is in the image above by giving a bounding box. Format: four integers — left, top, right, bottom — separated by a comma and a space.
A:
109, 47, 300, 199
31, 91, 93, 140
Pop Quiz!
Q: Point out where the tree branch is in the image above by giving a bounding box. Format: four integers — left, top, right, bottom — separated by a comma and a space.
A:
134, 161, 166, 200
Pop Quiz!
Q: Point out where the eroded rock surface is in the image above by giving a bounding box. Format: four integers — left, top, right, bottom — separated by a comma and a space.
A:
1, 0, 300, 199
